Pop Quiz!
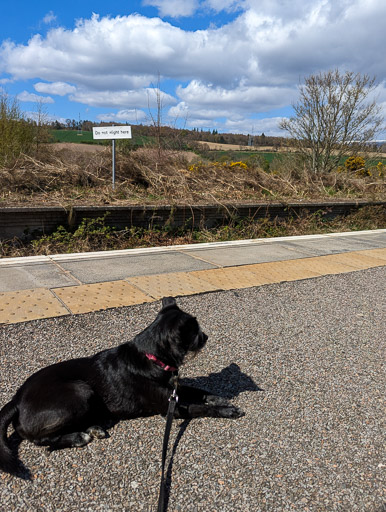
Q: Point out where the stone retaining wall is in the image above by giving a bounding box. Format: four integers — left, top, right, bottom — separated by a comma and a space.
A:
0, 201, 384, 240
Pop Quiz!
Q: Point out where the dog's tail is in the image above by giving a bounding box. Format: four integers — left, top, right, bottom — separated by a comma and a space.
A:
0, 399, 19, 474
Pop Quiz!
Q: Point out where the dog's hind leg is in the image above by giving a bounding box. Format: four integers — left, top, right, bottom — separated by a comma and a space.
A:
34, 426, 107, 451
35, 431, 92, 451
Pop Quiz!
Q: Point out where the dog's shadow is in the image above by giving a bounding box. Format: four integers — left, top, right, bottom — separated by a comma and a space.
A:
180, 362, 263, 398
162, 363, 262, 511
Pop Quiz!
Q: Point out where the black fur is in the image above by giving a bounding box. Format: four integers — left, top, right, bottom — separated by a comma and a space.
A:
0, 297, 244, 475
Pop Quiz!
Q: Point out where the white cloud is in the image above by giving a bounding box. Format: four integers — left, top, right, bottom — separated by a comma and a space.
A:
143, 0, 199, 17
3, 5, 385, 90
174, 81, 295, 118
17, 91, 54, 103
97, 109, 147, 122
203, 0, 242, 13
224, 116, 286, 136
43, 11, 57, 24
70, 87, 176, 109
25, 111, 66, 124
34, 81, 76, 96
1, 2, 385, 134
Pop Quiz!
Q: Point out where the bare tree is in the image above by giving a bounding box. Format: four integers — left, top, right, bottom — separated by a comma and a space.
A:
146, 74, 190, 165
147, 74, 165, 164
280, 70, 384, 173
34, 99, 51, 153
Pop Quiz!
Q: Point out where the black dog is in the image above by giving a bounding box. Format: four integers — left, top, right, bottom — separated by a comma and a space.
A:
0, 297, 244, 475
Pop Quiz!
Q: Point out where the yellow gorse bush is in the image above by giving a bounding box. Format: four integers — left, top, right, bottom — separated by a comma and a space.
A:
375, 161, 385, 178
337, 156, 385, 178
229, 161, 248, 169
187, 160, 248, 173
344, 156, 366, 173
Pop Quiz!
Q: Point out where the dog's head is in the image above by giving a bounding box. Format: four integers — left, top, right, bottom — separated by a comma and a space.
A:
144, 297, 208, 368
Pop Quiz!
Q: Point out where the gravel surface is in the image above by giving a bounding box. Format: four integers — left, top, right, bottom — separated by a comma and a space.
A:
0, 268, 385, 511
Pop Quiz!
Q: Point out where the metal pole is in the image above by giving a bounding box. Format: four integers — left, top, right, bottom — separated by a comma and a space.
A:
112, 139, 116, 190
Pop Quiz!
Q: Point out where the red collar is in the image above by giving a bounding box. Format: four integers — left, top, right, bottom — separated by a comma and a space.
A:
145, 353, 177, 372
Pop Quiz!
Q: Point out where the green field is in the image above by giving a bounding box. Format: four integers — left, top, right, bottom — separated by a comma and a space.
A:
50, 131, 386, 170
51, 130, 95, 143
50, 130, 156, 148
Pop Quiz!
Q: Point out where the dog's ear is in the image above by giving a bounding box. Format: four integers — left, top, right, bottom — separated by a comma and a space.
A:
179, 316, 200, 347
162, 297, 177, 309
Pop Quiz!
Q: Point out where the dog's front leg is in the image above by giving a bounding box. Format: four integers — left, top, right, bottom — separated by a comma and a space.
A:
175, 386, 244, 419
177, 385, 230, 406
175, 402, 244, 419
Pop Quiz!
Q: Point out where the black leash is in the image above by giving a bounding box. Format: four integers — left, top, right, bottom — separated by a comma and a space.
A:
157, 377, 179, 512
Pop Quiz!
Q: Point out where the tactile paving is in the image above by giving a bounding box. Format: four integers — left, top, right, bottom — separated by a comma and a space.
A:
2, 247, 386, 325
246, 259, 321, 282
323, 251, 386, 269
191, 267, 271, 290
354, 248, 386, 261
53, 280, 153, 315
127, 272, 219, 299
283, 255, 360, 275
0, 288, 69, 324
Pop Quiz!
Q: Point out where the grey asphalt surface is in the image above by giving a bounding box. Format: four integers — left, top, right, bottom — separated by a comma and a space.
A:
1, 267, 385, 511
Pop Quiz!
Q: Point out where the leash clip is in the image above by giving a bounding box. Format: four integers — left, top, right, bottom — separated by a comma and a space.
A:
169, 388, 179, 403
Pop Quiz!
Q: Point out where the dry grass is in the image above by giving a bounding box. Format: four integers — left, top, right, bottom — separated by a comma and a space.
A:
0, 145, 385, 207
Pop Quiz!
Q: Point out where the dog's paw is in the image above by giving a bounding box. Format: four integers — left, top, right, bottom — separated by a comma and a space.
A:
205, 395, 230, 406
86, 426, 109, 439
73, 432, 92, 447
218, 405, 245, 419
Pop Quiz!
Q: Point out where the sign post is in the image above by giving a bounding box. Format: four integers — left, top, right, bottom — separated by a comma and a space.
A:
92, 126, 132, 189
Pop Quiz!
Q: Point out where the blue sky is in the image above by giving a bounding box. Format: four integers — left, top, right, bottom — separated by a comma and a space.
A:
1, 0, 385, 136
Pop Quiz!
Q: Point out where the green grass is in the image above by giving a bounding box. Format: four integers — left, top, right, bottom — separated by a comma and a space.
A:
201, 150, 278, 163
51, 130, 95, 143
50, 130, 155, 147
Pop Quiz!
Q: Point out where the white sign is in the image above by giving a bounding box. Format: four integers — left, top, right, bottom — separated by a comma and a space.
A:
92, 126, 132, 140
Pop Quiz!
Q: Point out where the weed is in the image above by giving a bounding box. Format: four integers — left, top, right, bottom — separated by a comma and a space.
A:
1, 206, 384, 258
0, 145, 385, 207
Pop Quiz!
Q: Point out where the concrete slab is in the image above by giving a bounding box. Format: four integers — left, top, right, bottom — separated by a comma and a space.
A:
0, 288, 69, 324
53, 281, 153, 315
58, 252, 216, 284
344, 234, 386, 247
0, 264, 78, 292
181, 243, 309, 267
127, 272, 219, 299
326, 234, 386, 250
276, 236, 379, 256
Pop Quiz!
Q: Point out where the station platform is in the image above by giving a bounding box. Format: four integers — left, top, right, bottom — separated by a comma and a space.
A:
1, 229, 385, 324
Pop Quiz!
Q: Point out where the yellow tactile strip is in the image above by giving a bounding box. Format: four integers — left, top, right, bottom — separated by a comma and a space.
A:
127, 272, 219, 299
354, 248, 386, 261
0, 288, 69, 324
53, 280, 153, 315
323, 251, 386, 269
1, 248, 385, 324
190, 266, 271, 290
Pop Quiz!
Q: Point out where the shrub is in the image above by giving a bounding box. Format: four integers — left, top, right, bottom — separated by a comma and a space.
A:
0, 93, 35, 165
344, 156, 368, 176
368, 161, 385, 179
